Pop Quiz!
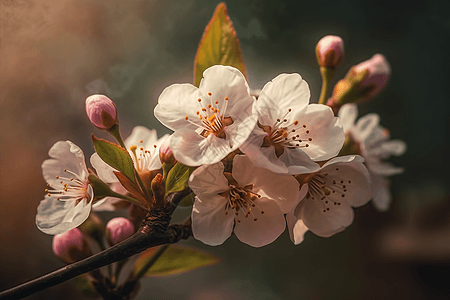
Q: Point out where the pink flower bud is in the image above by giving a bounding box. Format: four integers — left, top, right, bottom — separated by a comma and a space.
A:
159, 136, 176, 164
52, 228, 90, 263
106, 217, 134, 245
315, 35, 344, 68
353, 54, 391, 99
85, 94, 118, 130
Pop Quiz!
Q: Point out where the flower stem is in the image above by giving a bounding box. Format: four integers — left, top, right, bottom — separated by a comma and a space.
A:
318, 67, 335, 105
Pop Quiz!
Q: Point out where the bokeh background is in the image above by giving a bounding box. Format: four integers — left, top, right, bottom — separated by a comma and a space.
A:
1, 0, 450, 299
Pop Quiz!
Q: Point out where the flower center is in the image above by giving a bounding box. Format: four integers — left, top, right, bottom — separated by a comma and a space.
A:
185, 92, 234, 139
129, 141, 157, 174
260, 108, 313, 157
221, 183, 264, 223
45, 169, 89, 204
297, 169, 352, 213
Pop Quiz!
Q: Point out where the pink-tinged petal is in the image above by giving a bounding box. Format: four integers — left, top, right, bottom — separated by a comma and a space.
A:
355, 113, 380, 142
299, 195, 354, 238
43, 141, 87, 187
191, 195, 234, 246
338, 103, 358, 133
224, 99, 258, 150
293, 104, 345, 161
154, 83, 200, 131
369, 172, 392, 211
198, 65, 252, 113
189, 163, 229, 199
170, 128, 234, 166
90, 153, 118, 184
257, 73, 310, 126
321, 154, 365, 168
287, 201, 309, 245
232, 155, 300, 213
234, 197, 286, 247
281, 149, 321, 175
321, 156, 371, 207
354, 54, 390, 99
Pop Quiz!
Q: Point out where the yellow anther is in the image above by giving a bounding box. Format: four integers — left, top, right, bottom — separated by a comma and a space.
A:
185, 116, 189, 120
130, 145, 137, 151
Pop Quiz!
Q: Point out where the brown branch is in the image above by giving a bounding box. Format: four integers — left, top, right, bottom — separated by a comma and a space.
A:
0, 190, 192, 300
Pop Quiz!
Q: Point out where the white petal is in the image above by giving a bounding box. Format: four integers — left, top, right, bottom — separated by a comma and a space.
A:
90, 153, 118, 183
321, 154, 365, 168
124, 126, 158, 149
36, 194, 93, 235
154, 83, 200, 131
199, 65, 252, 113
286, 201, 309, 245
188, 163, 229, 199
299, 195, 354, 238
370, 173, 392, 211
240, 128, 320, 175
224, 98, 258, 150
380, 140, 407, 157
294, 104, 345, 161
321, 156, 371, 207
257, 73, 310, 126
366, 160, 404, 176
232, 155, 300, 213
355, 113, 380, 142
234, 197, 286, 247
43, 141, 88, 187
191, 195, 235, 246
338, 103, 358, 133
170, 128, 233, 166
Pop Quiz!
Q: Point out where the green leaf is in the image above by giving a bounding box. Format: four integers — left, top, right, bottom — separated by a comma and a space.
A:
73, 275, 98, 298
178, 192, 195, 207
194, 2, 246, 87
164, 162, 196, 197
91, 135, 135, 182
135, 245, 220, 277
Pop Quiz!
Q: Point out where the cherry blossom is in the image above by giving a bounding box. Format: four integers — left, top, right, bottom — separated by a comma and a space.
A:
287, 155, 371, 244
36, 141, 94, 235
154, 65, 257, 166
338, 104, 406, 211
240, 73, 344, 174
189, 155, 300, 247
91, 126, 169, 210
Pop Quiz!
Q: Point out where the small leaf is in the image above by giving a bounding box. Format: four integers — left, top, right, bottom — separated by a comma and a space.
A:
178, 192, 195, 207
194, 2, 246, 87
164, 162, 196, 197
91, 135, 135, 182
134, 245, 220, 277
73, 275, 98, 298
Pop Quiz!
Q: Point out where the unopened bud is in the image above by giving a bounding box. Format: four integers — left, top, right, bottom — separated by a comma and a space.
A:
86, 94, 118, 130
329, 54, 391, 110
159, 136, 176, 164
52, 228, 91, 264
106, 217, 135, 245
316, 35, 344, 69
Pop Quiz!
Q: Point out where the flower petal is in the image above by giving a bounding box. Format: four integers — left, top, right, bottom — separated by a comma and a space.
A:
124, 126, 158, 149
370, 172, 392, 211
170, 128, 234, 166
286, 195, 309, 245
299, 195, 354, 238
36, 191, 93, 235
43, 141, 88, 187
188, 162, 229, 199
154, 83, 200, 131
232, 155, 300, 213
294, 104, 345, 161
338, 103, 358, 133
90, 153, 118, 183
234, 197, 286, 247
355, 113, 380, 142
257, 73, 310, 126
191, 194, 234, 246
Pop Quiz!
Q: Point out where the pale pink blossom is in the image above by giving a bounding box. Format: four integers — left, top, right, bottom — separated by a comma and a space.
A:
240, 73, 344, 174
287, 155, 371, 244
85, 94, 118, 130
316, 35, 344, 68
189, 155, 300, 247
52, 228, 89, 263
154, 65, 257, 166
106, 217, 135, 245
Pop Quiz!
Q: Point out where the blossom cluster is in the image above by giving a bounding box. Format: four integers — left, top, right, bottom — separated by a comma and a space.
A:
36, 58, 405, 248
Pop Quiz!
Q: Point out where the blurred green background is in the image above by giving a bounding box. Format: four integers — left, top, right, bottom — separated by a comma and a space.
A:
1, 0, 449, 299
